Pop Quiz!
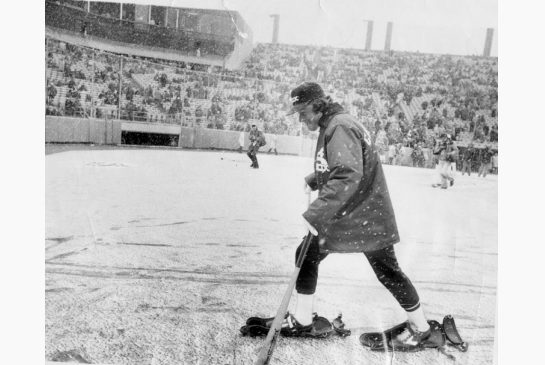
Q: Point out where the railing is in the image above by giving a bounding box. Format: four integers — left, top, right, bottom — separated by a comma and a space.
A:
45, 1, 235, 57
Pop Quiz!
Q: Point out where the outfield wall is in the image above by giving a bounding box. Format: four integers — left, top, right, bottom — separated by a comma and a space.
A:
45, 116, 122, 145
45, 117, 314, 156
44, 117, 450, 168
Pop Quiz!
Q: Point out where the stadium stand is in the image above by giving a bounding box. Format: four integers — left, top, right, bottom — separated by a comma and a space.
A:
46, 37, 497, 146
45, 0, 497, 171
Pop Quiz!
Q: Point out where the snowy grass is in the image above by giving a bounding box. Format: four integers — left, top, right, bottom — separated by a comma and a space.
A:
45, 148, 496, 364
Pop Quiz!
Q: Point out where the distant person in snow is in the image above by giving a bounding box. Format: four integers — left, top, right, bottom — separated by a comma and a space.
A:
246, 124, 266, 168
238, 130, 245, 153
478, 145, 494, 178
432, 134, 457, 189
388, 143, 397, 165
461, 142, 476, 176
267, 134, 278, 155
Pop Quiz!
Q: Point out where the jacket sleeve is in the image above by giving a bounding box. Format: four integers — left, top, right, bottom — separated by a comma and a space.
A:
303, 124, 364, 232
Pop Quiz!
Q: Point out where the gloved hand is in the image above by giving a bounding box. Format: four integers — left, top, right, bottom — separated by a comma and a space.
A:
304, 180, 312, 194
303, 217, 318, 236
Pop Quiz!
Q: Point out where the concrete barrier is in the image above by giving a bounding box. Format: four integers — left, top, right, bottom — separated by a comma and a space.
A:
45, 116, 121, 144
193, 127, 240, 150
45, 117, 315, 156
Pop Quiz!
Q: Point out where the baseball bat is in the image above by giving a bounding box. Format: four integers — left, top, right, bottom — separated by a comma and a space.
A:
255, 192, 314, 365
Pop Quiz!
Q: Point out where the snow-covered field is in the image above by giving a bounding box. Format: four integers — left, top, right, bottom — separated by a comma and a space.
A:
45, 148, 497, 365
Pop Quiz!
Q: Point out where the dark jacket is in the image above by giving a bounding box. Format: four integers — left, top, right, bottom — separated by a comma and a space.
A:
445, 142, 458, 163
462, 147, 475, 162
249, 129, 266, 148
303, 105, 400, 253
480, 148, 493, 164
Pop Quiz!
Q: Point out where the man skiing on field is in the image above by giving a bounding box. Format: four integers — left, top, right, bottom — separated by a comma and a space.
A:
281, 82, 437, 350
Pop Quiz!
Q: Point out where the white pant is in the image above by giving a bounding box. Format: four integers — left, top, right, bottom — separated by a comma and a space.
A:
438, 160, 455, 187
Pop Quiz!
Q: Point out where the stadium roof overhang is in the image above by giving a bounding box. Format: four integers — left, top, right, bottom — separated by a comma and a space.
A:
94, 0, 236, 12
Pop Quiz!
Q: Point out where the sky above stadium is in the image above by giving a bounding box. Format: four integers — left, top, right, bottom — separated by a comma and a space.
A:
118, 0, 498, 56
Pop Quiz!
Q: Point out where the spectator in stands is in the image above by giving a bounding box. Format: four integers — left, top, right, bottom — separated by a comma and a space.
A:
80, 21, 88, 37
67, 87, 80, 99
169, 97, 183, 115
209, 101, 222, 119
47, 83, 57, 104
64, 97, 83, 117
489, 125, 498, 142
67, 78, 76, 90
45, 38, 498, 146
124, 101, 138, 121
206, 114, 215, 129
195, 106, 204, 125
46, 106, 60, 116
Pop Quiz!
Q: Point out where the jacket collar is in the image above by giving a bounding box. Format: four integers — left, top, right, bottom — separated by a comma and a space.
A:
318, 103, 345, 129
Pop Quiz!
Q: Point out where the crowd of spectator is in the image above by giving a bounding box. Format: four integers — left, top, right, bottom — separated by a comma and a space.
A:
45, 38, 497, 152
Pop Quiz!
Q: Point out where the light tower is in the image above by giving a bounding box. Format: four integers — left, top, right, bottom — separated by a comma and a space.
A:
270, 14, 279, 44
483, 28, 494, 57
384, 21, 393, 52
364, 20, 373, 51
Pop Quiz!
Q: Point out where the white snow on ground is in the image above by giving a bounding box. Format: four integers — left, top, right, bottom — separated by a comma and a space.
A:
45, 149, 497, 365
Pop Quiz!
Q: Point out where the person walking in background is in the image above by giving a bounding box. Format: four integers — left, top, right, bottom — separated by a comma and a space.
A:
478, 145, 494, 178
432, 134, 457, 189
461, 142, 475, 176
247, 124, 266, 168
431, 136, 445, 188
491, 151, 498, 174
446, 136, 459, 182
411, 144, 424, 168
238, 130, 245, 153
374, 129, 389, 164
388, 144, 397, 165
395, 143, 403, 165
268, 134, 278, 155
